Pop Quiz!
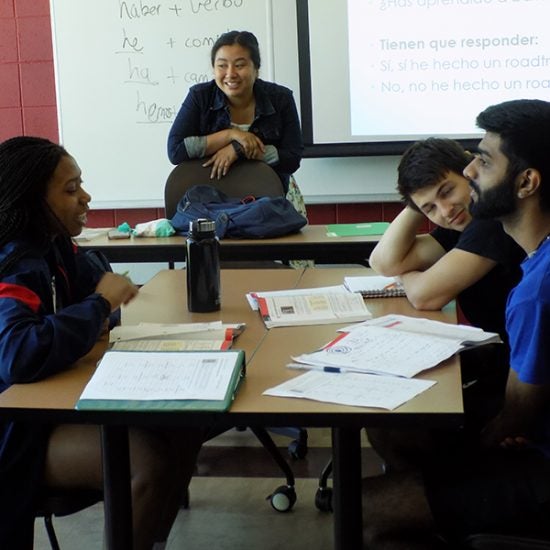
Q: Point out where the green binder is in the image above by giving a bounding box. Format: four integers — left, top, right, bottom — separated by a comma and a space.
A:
76, 349, 245, 412
326, 222, 390, 237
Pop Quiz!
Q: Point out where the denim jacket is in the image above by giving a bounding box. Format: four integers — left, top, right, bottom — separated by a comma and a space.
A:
167, 79, 303, 190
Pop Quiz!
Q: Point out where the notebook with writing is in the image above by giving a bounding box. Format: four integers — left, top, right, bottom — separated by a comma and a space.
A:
76, 350, 245, 412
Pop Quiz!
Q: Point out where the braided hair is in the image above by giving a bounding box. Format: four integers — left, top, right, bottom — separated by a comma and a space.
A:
0, 136, 68, 243
0, 136, 69, 273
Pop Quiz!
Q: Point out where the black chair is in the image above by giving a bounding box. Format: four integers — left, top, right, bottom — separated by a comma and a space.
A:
314, 459, 334, 512
165, 159, 291, 270
164, 159, 284, 219
35, 488, 103, 550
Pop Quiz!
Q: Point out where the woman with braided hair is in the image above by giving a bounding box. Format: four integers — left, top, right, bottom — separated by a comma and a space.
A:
0, 136, 202, 549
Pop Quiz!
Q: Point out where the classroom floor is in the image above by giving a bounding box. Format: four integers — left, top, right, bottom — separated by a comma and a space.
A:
33, 428, 383, 550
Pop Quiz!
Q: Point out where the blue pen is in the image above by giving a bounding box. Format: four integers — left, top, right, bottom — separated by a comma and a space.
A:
322, 366, 342, 373
287, 363, 347, 374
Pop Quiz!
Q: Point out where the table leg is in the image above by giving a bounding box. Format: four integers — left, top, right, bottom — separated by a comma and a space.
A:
332, 426, 363, 550
101, 425, 133, 550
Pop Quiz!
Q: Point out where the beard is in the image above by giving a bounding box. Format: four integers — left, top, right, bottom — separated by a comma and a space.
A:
469, 170, 518, 220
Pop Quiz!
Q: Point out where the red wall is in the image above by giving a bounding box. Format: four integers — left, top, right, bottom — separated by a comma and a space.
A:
0, 0, 421, 230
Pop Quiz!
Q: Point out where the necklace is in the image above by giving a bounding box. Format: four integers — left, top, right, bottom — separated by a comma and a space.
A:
528, 233, 550, 258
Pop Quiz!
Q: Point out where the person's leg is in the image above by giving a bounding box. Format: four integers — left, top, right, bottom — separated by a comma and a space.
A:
459, 345, 508, 431
367, 347, 509, 475
149, 427, 203, 545
42, 424, 103, 489
364, 445, 550, 549
424, 448, 550, 544
362, 471, 444, 549
43, 424, 202, 550
366, 427, 441, 472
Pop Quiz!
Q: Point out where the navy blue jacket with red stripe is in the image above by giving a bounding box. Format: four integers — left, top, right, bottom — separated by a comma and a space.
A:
0, 236, 111, 547
0, 237, 110, 390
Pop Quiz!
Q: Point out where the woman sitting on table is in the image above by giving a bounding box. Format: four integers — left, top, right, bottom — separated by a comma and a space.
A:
167, 29, 307, 218
0, 136, 202, 550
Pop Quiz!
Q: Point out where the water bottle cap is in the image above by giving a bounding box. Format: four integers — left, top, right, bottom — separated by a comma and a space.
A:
189, 218, 216, 236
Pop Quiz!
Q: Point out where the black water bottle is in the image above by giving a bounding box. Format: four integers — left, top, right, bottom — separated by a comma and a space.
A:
186, 218, 221, 312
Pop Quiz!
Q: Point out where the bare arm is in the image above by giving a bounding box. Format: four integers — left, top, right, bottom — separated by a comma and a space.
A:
400, 248, 496, 310
370, 206, 497, 310
481, 369, 550, 449
369, 207, 446, 276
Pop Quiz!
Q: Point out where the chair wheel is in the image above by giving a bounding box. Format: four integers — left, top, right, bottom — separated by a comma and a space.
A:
288, 439, 307, 459
315, 487, 333, 512
267, 485, 297, 512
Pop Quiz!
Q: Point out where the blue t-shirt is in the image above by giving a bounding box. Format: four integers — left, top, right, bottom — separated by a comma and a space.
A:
507, 237, 550, 384
506, 237, 550, 451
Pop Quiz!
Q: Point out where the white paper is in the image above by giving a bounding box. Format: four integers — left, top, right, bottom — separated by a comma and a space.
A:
111, 339, 228, 352
259, 292, 372, 328
247, 285, 350, 311
341, 314, 501, 345
292, 325, 461, 378
264, 370, 436, 410
80, 351, 239, 401
110, 321, 244, 343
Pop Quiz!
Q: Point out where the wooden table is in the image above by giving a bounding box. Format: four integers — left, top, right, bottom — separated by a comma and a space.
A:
234, 268, 462, 549
78, 225, 377, 266
0, 268, 463, 549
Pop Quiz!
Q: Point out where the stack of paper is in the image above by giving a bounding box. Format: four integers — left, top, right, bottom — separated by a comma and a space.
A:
255, 292, 372, 328
109, 321, 245, 351
291, 314, 501, 378
291, 325, 459, 378
77, 350, 245, 412
263, 314, 501, 410
342, 314, 502, 346
246, 285, 350, 311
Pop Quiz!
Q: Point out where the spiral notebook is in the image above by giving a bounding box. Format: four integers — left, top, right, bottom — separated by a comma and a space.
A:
344, 276, 406, 298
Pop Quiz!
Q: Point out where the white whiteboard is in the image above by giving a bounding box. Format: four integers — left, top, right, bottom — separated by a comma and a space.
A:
50, 0, 402, 208
50, 0, 300, 209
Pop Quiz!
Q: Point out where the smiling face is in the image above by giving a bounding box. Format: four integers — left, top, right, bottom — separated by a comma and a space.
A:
45, 155, 91, 237
409, 171, 473, 231
213, 44, 258, 102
